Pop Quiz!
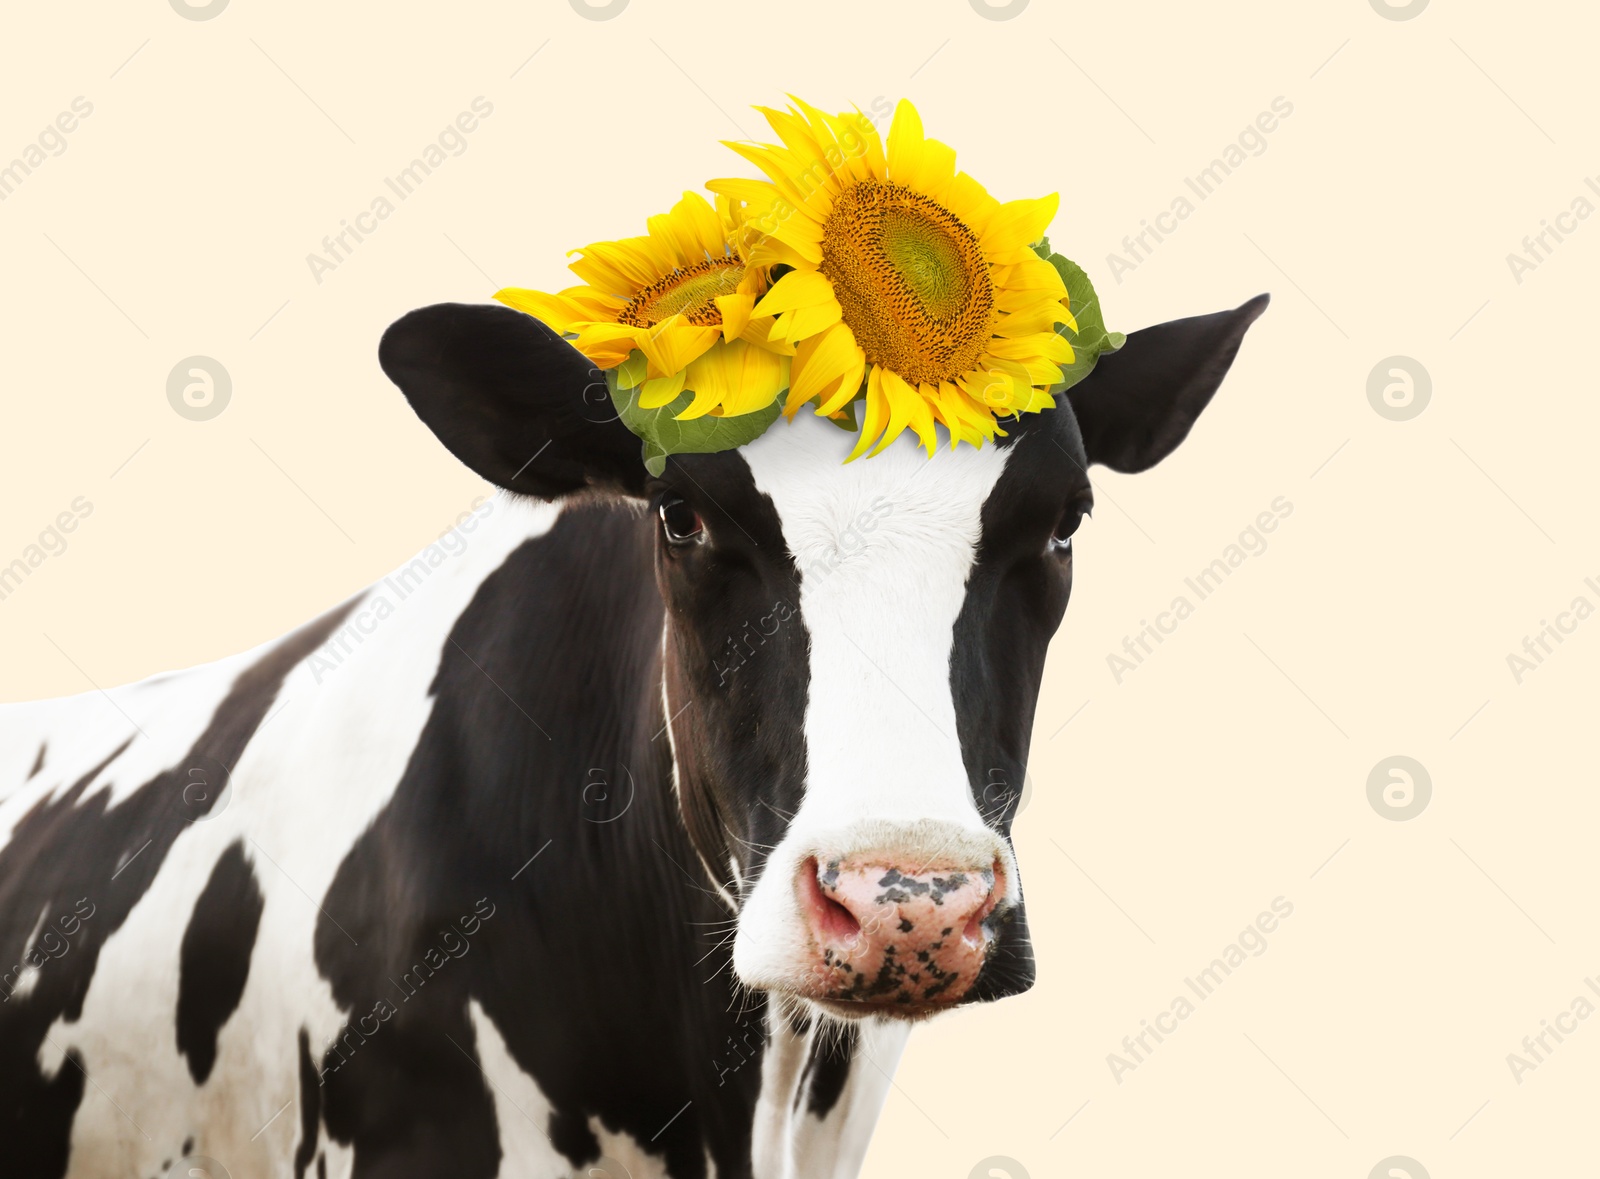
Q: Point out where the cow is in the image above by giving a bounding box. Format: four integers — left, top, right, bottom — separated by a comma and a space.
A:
0, 292, 1266, 1179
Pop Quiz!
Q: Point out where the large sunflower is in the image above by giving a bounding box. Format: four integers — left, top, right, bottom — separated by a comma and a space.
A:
494, 191, 788, 419
710, 97, 1079, 458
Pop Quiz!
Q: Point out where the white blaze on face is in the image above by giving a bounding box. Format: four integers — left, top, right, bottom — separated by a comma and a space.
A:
734, 413, 1016, 989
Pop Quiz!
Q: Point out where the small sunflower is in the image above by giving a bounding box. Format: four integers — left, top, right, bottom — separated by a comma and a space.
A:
494, 191, 789, 419
710, 97, 1079, 458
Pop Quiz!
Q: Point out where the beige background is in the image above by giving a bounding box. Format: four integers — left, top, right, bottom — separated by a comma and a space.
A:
2, 1, 1596, 1176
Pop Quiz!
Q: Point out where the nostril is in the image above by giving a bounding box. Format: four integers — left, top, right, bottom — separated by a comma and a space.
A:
961, 908, 986, 948
962, 857, 1007, 948
800, 857, 862, 945
818, 894, 861, 943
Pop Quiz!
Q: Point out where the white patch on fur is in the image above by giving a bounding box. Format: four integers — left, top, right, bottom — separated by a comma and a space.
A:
464, 999, 573, 1176
796, 1019, 909, 1179
0, 495, 562, 1175
750, 1005, 909, 1179
0, 656, 242, 846
733, 413, 1019, 991
469, 999, 682, 1178
6, 904, 52, 1002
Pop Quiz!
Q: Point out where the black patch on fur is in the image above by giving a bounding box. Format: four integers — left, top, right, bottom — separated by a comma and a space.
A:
804, 1025, 857, 1119
949, 407, 1091, 1005
0, 600, 356, 1176
176, 841, 265, 1084
314, 503, 774, 1178
651, 447, 810, 899
295, 1028, 321, 1179
26, 744, 46, 782
949, 293, 1262, 1004
548, 1106, 600, 1164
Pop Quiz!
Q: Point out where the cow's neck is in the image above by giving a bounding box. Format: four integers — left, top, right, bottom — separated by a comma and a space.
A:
344, 494, 902, 1177
749, 1012, 910, 1178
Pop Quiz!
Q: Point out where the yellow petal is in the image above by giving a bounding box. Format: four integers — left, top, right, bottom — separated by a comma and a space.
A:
674, 350, 730, 420
572, 341, 635, 370
638, 369, 686, 410
718, 341, 788, 417
714, 291, 755, 342
707, 176, 781, 206
614, 352, 648, 390
676, 191, 727, 257
906, 135, 957, 201
804, 100, 881, 184
839, 108, 887, 179
993, 302, 1078, 338
493, 287, 588, 333
774, 300, 843, 346
910, 385, 942, 456
995, 254, 1068, 294
847, 367, 891, 462
959, 367, 1023, 413
869, 367, 920, 457
721, 141, 823, 212
571, 321, 646, 354
739, 312, 793, 354
757, 104, 828, 162
1014, 386, 1057, 414
647, 210, 698, 270
980, 194, 1060, 255
927, 382, 995, 449
669, 340, 788, 421
582, 235, 675, 290
987, 330, 1074, 362
792, 323, 865, 412
939, 172, 998, 237
747, 234, 823, 270
675, 385, 724, 421
634, 317, 721, 379
753, 269, 837, 317
813, 355, 866, 416
885, 98, 926, 187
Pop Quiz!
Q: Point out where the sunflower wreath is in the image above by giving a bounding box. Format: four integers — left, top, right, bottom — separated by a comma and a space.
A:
495, 96, 1123, 475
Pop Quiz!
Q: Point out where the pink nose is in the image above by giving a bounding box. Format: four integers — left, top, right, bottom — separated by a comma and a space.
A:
798, 855, 1004, 1011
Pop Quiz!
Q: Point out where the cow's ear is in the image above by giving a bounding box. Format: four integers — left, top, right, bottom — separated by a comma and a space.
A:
380, 302, 648, 499
1066, 294, 1269, 473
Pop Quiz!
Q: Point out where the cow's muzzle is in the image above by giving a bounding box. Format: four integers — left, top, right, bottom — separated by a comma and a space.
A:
793, 852, 1007, 1017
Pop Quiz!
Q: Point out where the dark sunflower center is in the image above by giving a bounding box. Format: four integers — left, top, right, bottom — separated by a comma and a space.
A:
821, 180, 994, 387
619, 258, 745, 328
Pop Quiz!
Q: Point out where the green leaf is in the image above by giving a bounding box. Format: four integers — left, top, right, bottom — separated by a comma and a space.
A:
608, 355, 784, 477
1032, 243, 1124, 396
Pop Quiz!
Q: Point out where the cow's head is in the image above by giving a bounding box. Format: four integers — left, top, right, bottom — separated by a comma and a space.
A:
381, 294, 1266, 1019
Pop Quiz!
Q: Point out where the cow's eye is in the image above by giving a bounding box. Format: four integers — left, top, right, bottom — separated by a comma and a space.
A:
659, 496, 705, 546
1050, 498, 1091, 554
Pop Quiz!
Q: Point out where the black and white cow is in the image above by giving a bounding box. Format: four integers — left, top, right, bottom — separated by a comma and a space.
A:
0, 293, 1265, 1179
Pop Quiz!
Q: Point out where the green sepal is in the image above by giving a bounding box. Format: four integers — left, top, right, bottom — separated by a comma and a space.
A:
798, 388, 861, 433
607, 352, 784, 477
823, 398, 860, 432
1032, 238, 1125, 397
